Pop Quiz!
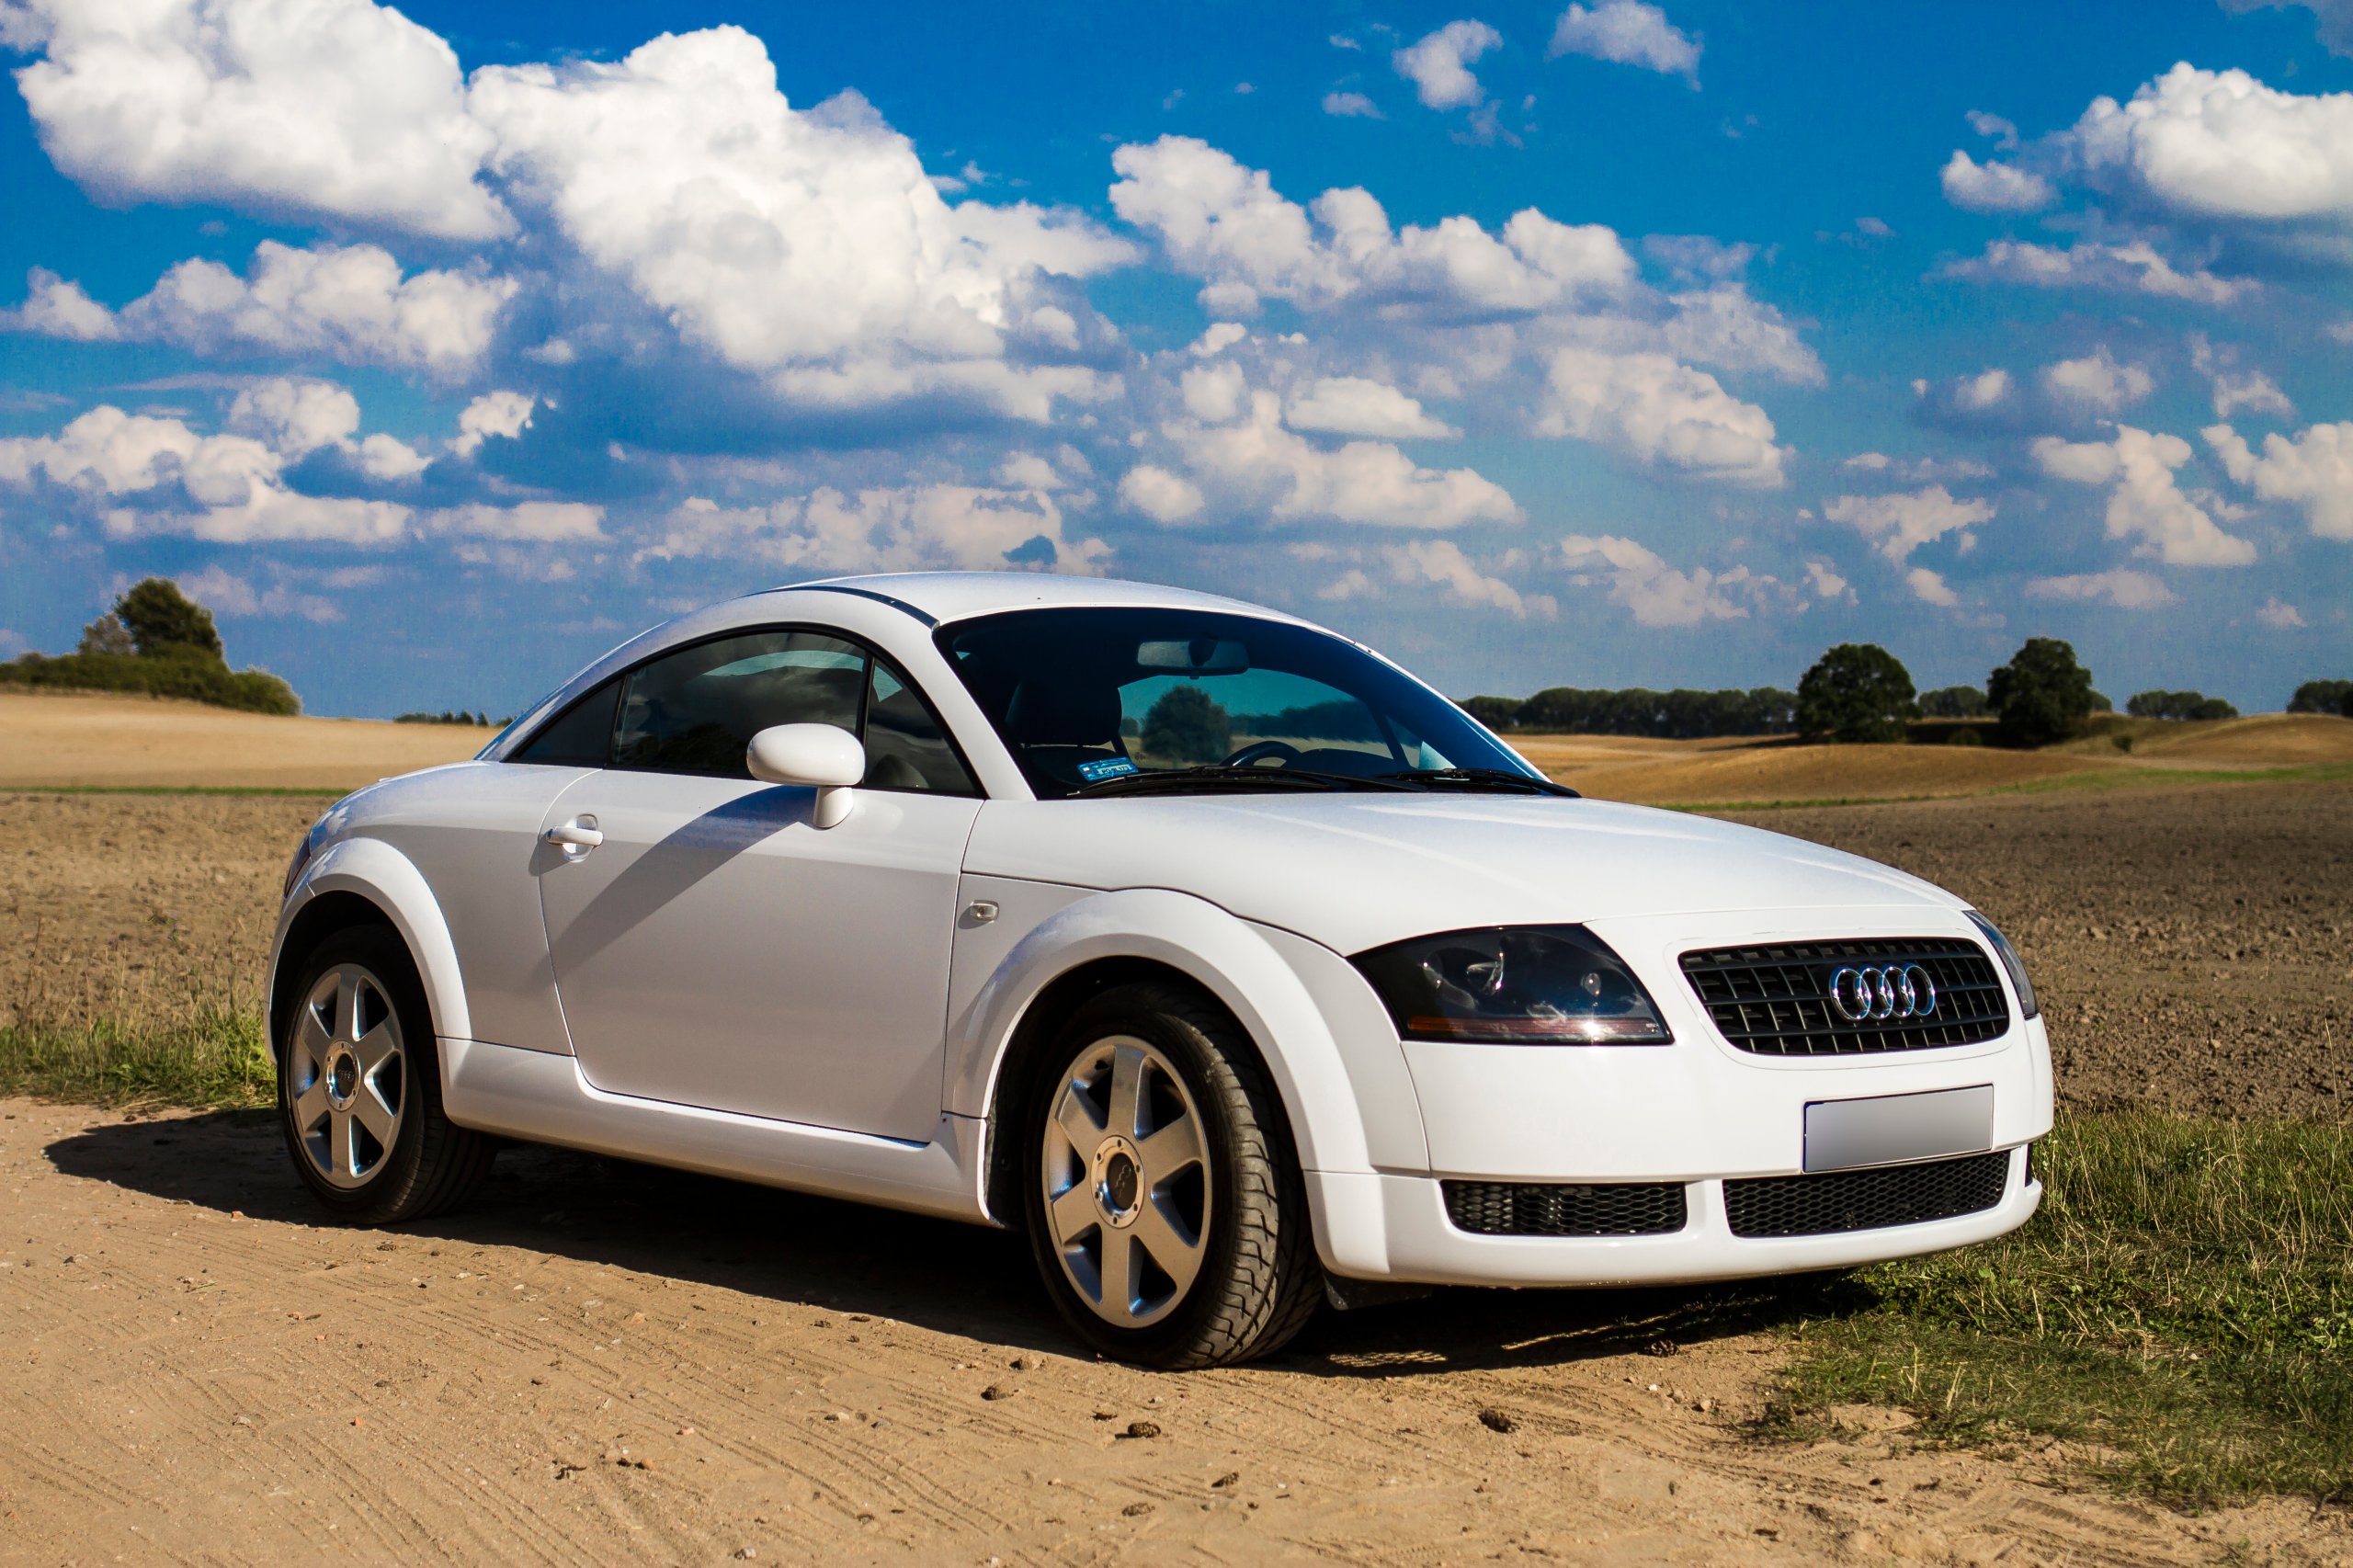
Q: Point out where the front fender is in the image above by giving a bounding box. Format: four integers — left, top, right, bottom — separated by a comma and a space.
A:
948, 886, 1402, 1177
268, 835, 472, 1045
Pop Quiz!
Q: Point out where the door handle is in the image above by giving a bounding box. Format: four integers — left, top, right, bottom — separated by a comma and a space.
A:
544, 817, 604, 853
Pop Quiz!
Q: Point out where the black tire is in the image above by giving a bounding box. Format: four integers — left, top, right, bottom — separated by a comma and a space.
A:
277, 925, 492, 1224
1020, 981, 1322, 1369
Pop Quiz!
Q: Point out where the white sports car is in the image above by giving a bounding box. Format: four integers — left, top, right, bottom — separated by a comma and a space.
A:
268, 573, 2052, 1367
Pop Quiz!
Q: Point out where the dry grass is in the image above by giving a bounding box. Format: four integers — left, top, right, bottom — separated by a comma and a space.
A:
1513, 711, 2353, 806
0, 690, 488, 790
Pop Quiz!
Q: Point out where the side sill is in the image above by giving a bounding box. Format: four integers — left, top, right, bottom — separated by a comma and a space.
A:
440, 1037, 992, 1226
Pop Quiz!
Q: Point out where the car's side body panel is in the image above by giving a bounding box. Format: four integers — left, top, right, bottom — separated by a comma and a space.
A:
535, 769, 981, 1141
440, 1037, 985, 1221
351, 759, 587, 1053
274, 832, 473, 1045
941, 884, 1383, 1176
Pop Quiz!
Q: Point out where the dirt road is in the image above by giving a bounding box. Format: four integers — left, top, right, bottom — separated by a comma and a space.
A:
6, 1096, 2347, 1566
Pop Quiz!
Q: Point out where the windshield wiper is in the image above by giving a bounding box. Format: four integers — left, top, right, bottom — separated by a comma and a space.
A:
1377, 767, 1580, 797
1070, 765, 1417, 798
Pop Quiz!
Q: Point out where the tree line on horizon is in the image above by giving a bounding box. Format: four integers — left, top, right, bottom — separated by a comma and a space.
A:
1, 578, 299, 715
1465, 639, 2353, 748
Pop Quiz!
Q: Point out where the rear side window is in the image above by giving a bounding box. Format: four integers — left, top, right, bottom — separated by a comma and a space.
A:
514, 677, 620, 767
615, 631, 865, 777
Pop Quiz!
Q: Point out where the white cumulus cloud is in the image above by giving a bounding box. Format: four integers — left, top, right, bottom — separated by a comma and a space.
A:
470, 28, 1133, 414
2024, 569, 2177, 609
1941, 240, 2249, 306
2255, 593, 2308, 628
2061, 63, 2353, 222
1537, 347, 1788, 486
1286, 376, 1459, 439
1822, 485, 1995, 563
2032, 426, 2256, 565
639, 487, 1107, 574
2204, 419, 2353, 539
1392, 20, 1503, 111
7, 243, 516, 377
1547, 1, 1699, 80
1556, 534, 1762, 625
1939, 150, 2055, 213
1162, 389, 1520, 529
1119, 464, 1207, 524
1384, 540, 1555, 619
2040, 347, 2155, 413
4, 0, 508, 240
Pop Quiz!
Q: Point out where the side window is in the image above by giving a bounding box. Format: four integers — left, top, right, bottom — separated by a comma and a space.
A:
514, 677, 620, 767
862, 658, 979, 796
613, 631, 866, 778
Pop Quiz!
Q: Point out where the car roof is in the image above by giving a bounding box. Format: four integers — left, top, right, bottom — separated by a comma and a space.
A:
753, 571, 1313, 629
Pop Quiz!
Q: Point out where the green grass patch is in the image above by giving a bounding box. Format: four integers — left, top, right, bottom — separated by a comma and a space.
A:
1780, 1111, 2353, 1506
0, 1006, 275, 1108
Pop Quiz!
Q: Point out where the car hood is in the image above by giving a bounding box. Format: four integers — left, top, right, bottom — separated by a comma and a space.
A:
963, 793, 1962, 954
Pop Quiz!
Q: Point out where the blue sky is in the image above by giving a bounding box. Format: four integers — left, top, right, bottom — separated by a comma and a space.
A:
2, 0, 2348, 717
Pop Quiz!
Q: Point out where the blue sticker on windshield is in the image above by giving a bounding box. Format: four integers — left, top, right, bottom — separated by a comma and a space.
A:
1076, 757, 1140, 781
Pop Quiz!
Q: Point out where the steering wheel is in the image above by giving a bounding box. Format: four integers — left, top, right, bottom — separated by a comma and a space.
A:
1222, 739, 1302, 768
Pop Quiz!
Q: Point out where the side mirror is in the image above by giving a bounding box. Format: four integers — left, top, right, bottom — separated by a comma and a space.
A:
745, 723, 864, 828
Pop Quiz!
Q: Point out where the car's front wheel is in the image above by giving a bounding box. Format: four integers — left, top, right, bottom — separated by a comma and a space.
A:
1021, 982, 1322, 1369
278, 926, 491, 1224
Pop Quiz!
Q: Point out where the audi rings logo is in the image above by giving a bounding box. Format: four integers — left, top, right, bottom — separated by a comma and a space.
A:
1826, 963, 1938, 1023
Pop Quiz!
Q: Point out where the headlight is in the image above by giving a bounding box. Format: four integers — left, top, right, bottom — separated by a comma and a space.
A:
1965, 911, 2038, 1019
1350, 925, 1673, 1044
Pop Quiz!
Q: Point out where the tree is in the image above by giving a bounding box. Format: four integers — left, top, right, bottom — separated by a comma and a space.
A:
2289, 678, 2352, 715
1459, 695, 1524, 731
1987, 637, 2096, 747
1795, 643, 1917, 744
1142, 685, 1232, 763
2128, 689, 2239, 722
1918, 684, 1987, 719
113, 577, 222, 660
75, 614, 135, 657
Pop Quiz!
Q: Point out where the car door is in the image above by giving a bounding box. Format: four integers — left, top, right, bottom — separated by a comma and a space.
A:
534, 627, 984, 1142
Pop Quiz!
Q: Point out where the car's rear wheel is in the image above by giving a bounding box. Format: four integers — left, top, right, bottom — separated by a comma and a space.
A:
278, 926, 490, 1223
1022, 982, 1322, 1369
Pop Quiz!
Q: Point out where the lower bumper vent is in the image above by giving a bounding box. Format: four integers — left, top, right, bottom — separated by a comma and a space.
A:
1443, 1179, 1688, 1237
1723, 1151, 2010, 1239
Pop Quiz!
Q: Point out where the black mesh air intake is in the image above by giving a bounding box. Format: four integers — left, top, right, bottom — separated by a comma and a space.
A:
1723, 1151, 2011, 1238
1442, 1180, 1688, 1237
1679, 938, 2008, 1055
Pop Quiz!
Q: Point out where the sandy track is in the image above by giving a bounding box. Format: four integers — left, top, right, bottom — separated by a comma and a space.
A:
5, 1097, 2345, 1566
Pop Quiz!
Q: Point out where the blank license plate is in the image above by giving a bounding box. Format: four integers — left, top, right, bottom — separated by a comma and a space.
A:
1803, 1086, 1994, 1174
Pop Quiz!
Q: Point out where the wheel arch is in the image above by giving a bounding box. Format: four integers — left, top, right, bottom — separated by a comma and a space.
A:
954, 888, 1373, 1226
267, 836, 472, 1054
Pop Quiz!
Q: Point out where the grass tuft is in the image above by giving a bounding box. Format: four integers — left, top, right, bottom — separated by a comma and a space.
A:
1781, 1111, 2353, 1506
0, 1006, 274, 1108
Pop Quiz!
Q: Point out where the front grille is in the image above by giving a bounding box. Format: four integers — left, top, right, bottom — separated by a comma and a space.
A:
1442, 1180, 1688, 1237
1679, 938, 2009, 1056
1723, 1152, 2010, 1238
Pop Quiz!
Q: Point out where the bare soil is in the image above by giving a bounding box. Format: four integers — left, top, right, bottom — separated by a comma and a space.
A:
5, 1097, 2348, 1566
4, 782, 2351, 1562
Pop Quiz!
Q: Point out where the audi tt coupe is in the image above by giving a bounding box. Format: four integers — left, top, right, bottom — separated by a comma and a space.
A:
267, 573, 2052, 1368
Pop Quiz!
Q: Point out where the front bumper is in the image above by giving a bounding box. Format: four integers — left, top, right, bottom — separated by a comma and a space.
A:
1308, 1144, 2040, 1287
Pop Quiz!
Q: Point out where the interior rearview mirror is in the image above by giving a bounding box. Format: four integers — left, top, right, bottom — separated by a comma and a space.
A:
1136, 637, 1249, 676
745, 723, 864, 828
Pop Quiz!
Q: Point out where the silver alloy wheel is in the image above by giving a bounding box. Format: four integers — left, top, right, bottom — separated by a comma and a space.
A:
286, 963, 406, 1189
1040, 1034, 1212, 1328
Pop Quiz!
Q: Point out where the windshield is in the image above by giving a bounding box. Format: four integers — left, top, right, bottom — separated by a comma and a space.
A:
935, 607, 1540, 799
